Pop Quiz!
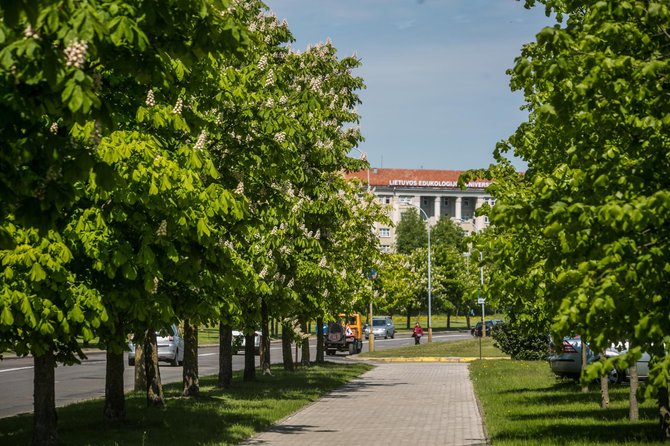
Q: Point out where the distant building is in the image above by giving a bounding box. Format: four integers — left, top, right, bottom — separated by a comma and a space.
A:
344, 168, 494, 252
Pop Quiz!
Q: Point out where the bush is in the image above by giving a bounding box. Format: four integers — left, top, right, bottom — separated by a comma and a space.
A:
491, 322, 548, 360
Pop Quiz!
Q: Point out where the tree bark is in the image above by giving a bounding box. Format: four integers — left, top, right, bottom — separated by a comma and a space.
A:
315, 315, 325, 364
33, 350, 58, 446
466, 313, 471, 330
406, 308, 411, 329
629, 364, 639, 421
300, 317, 310, 367
580, 335, 589, 393
133, 331, 146, 392
260, 300, 272, 376
103, 350, 126, 423
447, 312, 451, 329
182, 320, 199, 397
599, 351, 609, 409
144, 328, 164, 407
659, 387, 670, 441
218, 322, 233, 388
282, 320, 294, 372
243, 331, 256, 382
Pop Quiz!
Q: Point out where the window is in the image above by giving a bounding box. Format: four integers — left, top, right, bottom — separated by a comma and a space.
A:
379, 228, 391, 238
444, 198, 449, 206
399, 196, 413, 204
422, 197, 429, 206
378, 195, 392, 204
484, 216, 490, 224
380, 245, 391, 253
463, 198, 470, 207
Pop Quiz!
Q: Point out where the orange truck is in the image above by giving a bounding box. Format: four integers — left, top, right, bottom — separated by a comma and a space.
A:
325, 314, 363, 355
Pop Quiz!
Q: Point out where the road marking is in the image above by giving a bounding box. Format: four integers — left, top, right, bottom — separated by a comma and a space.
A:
0, 366, 34, 373
198, 353, 216, 357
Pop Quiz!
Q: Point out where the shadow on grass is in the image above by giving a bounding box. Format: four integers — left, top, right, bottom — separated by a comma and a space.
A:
0, 362, 373, 446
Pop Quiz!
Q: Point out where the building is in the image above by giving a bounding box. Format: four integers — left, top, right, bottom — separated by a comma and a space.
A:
345, 168, 494, 252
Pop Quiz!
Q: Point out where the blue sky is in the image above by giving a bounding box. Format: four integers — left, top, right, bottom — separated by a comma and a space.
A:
266, 0, 555, 171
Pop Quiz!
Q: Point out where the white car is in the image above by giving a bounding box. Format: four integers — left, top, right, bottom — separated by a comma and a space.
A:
232, 330, 261, 355
604, 343, 650, 382
128, 324, 184, 367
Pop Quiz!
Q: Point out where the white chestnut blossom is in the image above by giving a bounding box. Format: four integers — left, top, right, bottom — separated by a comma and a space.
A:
145, 89, 156, 107
156, 220, 167, 236
257, 54, 268, 70
274, 131, 286, 143
194, 130, 207, 150
49, 122, 58, 135
319, 257, 327, 268
265, 69, 274, 87
173, 97, 183, 114
64, 39, 88, 69
235, 181, 245, 195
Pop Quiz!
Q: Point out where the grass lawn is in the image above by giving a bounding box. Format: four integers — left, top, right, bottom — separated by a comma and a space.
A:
470, 359, 665, 445
360, 336, 508, 358
0, 362, 372, 446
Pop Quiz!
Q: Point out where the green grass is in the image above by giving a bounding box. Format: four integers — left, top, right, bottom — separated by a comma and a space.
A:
470, 360, 665, 445
0, 362, 372, 446
360, 335, 508, 358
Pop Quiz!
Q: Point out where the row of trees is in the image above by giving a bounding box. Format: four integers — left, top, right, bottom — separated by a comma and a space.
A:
379, 208, 483, 329
0, 1, 391, 444
466, 0, 670, 437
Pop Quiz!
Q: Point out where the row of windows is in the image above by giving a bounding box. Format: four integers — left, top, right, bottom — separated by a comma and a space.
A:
379, 195, 492, 208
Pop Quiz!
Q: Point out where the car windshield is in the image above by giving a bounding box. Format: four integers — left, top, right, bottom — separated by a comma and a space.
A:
372, 319, 386, 327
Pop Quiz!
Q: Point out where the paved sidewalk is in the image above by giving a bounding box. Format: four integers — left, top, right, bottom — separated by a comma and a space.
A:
241, 362, 488, 446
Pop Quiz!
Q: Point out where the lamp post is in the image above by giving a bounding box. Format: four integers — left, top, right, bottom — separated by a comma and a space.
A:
349, 148, 374, 352
408, 204, 432, 343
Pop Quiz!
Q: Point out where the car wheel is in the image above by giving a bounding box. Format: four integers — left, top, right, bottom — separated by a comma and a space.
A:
349, 343, 355, 355
384, 332, 388, 339
607, 368, 622, 385
170, 349, 178, 367
128, 357, 135, 367
391, 332, 395, 339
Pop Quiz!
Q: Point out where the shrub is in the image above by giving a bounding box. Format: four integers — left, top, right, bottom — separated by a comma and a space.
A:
491, 322, 549, 360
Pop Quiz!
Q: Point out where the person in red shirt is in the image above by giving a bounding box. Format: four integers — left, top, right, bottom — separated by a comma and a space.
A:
412, 322, 424, 345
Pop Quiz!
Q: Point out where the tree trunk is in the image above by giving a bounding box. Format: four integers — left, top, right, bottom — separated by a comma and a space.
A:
218, 322, 233, 388
599, 351, 609, 409
580, 335, 589, 393
466, 313, 471, 330
182, 320, 199, 397
406, 308, 411, 329
133, 331, 146, 392
282, 320, 294, 372
629, 364, 639, 421
300, 317, 310, 367
144, 328, 164, 407
315, 315, 325, 364
103, 350, 126, 423
33, 350, 58, 446
659, 387, 670, 441
447, 312, 451, 329
261, 300, 272, 376
243, 331, 256, 382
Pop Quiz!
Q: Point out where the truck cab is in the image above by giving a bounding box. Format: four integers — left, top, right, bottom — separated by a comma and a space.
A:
325, 314, 363, 355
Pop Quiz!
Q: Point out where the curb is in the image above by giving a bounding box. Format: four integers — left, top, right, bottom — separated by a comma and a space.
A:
347, 356, 510, 363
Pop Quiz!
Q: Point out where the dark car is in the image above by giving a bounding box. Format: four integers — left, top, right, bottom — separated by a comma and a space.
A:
471, 319, 503, 337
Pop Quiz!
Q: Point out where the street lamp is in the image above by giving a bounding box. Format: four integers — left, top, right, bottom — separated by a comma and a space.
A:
349, 148, 374, 352
408, 204, 432, 343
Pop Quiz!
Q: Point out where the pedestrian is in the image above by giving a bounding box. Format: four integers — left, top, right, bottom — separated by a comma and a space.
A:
412, 322, 424, 345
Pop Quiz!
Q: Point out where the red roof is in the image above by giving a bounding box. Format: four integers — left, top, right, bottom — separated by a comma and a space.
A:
344, 168, 491, 190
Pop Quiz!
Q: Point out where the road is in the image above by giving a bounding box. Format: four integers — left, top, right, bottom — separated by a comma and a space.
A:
0, 330, 470, 419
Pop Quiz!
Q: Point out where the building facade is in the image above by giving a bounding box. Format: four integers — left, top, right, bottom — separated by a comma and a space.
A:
345, 168, 493, 252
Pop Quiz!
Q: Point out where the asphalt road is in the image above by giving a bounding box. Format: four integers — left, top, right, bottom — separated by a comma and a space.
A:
0, 330, 470, 419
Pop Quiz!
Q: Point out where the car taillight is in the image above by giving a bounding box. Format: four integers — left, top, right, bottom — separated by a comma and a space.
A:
168, 336, 174, 341
562, 340, 578, 353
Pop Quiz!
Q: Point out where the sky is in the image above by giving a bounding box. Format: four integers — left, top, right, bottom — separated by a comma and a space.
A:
266, 0, 556, 171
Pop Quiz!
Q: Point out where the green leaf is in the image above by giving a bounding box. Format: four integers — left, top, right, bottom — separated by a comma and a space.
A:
0, 307, 14, 326
29, 263, 47, 282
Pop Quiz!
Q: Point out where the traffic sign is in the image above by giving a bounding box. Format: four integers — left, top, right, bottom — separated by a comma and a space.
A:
477, 297, 485, 304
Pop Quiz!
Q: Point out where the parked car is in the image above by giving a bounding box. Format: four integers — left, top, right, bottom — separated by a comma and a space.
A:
128, 324, 184, 367
604, 343, 650, 382
364, 316, 395, 339
548, 336, 596, 380
471, 319, 503, 337
232, 330, 261, 355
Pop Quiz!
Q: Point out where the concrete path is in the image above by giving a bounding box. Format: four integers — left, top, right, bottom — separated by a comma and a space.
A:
241, 362, 488, 446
